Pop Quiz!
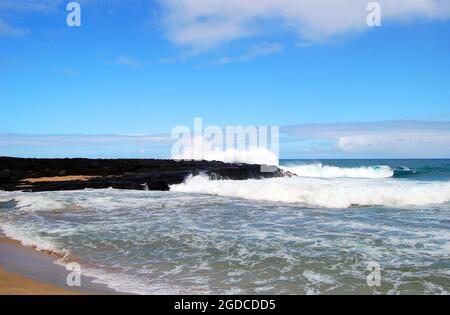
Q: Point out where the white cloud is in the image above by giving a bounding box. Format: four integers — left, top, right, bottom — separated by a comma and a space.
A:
336, 132, 450, 154
212, 42, 282, 64
282, 121, 450, 157
0, 19, 29, 36
159, 0, 450, 50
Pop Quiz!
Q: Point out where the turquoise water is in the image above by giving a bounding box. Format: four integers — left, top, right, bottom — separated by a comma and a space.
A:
0, 159, 449, 294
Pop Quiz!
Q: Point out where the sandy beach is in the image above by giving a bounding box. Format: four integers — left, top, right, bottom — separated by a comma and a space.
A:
0, 238, 115, 295
0, 266, 78, 295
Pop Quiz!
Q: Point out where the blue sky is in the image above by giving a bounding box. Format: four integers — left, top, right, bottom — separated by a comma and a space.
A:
1, 0, 450, 158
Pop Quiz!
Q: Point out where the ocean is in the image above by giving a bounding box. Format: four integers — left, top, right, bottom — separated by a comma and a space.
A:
1, 159, 449, 294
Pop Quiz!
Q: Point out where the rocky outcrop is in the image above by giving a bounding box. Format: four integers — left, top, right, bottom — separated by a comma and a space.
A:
0, 157, 286, 192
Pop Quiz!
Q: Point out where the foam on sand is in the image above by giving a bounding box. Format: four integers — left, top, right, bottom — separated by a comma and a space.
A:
0, 222, 66, 256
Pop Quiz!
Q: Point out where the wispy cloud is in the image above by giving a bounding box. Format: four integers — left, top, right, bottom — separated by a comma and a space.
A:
0, 134, 172, 159
0, 19, 29, 37
212, 42, 282, 64
113, 55, 142, 68
0, 0, 62, 14
0, 0, 62, 37
159, 0, 450, 51
0, 133, 172, 146
61, 67, 78, 76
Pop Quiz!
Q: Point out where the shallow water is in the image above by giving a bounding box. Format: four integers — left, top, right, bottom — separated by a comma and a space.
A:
0, 159, 449, 294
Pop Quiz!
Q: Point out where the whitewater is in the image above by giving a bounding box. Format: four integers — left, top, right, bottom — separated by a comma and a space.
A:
281, 163, 394, 179
171, 152, 450, 208
171, 175, 450, 208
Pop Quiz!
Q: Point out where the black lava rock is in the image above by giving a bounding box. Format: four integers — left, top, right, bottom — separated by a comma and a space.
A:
0, 157, 286, 192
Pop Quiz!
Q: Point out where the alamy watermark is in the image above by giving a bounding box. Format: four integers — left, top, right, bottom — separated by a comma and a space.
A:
67, 2, 81, 27
65, 2, 380, 29
367, 2, 382, 27
366, 261, 381, 287
66, 262, 82, 287
171, 118, 279, 172
64, 2, 380, 29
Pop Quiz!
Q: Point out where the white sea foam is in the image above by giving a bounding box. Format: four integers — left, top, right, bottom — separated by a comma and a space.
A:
303, 270, 336, 294
170, 175, 450, 208
282, 163, 394, 179
173, 145, 279, 166
175, 144, 395, 179
3, 192, 67, 212
76, 267, 195, 295
0, 222, 65, 255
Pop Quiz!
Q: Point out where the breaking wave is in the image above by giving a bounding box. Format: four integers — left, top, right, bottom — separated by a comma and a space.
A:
0, 222, 67, 256
281, 163, 394, 179
172, 141, 279, 166
170, 175, 450, 208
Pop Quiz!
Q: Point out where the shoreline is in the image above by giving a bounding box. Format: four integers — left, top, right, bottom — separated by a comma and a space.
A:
0, 237, 118, 295
0, 266, 78, 295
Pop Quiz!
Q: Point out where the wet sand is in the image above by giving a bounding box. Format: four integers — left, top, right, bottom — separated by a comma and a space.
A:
0, 266, 78, 295
0, 238, 117, 295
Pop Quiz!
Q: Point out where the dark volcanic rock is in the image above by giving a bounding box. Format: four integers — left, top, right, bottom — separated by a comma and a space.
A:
0, 157, 286, 192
